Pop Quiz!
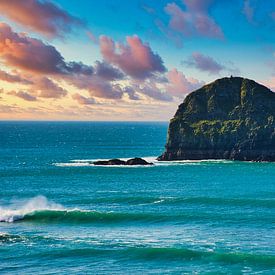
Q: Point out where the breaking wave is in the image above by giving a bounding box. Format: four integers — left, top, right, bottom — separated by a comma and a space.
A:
1, 195, 273, 226
0, 196, 63, 223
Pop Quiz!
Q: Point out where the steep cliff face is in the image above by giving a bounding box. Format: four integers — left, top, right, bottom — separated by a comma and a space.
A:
158, 77, 275, 161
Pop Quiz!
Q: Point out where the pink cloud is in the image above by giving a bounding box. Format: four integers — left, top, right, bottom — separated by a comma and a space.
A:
68, 75, 124, 99
130, 80, 173, 102
141, 84, 173, 101
185, 52, 224, 74
183, 0, 213, 12
155, 19, 183, 48
72, 93, 96, 105
0, 25, 145, 101
184, 52, 240, 75
123, 86, 140, 100
164, 0, 223, 39
0, 69, 32, 84
8, 90, 37, 101
261, 77, 275, 92
87, 31, 98, 44
100, 35, 166, 79
166, 68, 204, 97
0, 104, 19, 113
0, 0, 84, 37
0, 23, 93, 75
32, 77, 67, 99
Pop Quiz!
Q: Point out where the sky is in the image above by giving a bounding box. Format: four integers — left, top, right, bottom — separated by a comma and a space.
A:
0, 0, 274, 121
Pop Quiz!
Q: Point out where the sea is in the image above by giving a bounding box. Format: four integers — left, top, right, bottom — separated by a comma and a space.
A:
0, 121, 275, 274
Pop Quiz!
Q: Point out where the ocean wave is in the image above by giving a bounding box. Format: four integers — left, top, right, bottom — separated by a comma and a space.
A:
1, 209, 168, 224
0, 196, 64, 223
1, 208, 274, 225
1, 196, 274, 225
1, 233, 274, 269
23, 246, 275, 268
1, 230, 274, 268
69, 196, 275, 208
0, 196, 165, 223
123, 247, 275, 267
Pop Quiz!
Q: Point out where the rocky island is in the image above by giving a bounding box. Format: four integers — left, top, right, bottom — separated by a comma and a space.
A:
158, 77, 275, 161
93, 157, 153, 166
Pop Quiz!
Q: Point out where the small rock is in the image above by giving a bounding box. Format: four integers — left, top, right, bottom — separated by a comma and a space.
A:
93, 158, 153, 166
94, 159, 126, 165
126, 158, 153, 165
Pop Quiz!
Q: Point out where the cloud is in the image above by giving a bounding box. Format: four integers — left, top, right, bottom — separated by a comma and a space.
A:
100, 35, 166, 79
243, 0, 254, 23
0, 23, 93, 75
123, 86, 140, 100
0, 26, 157, 101
87, 31, 98, 44
72, 93, 96, 105
261, 77, 275, 92
155, 19, 183, 48
94, 61, 124, 80
31, 77, 68, 98
142, 4, 156, 15
8, 90, 37, 101
131, 80, 173, 102
163, 0, 223, 39
68, 75, 124, 99
183, 0, 213, 12
184, 52, 240, 76
166, 68, 204, 97
0, 104, 19, 113
0, 69, 32, 84
66, 60, 139, 101
0, 0, 84, 37
140, 83, 173, 101
184, 52, 224, 74
0, 23, 179, 104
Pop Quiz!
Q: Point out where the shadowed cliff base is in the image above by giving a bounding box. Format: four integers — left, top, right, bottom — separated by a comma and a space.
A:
158, 77, 275, 162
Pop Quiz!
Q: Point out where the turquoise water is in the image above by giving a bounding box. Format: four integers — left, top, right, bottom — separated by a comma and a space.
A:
0, 121, 275, 274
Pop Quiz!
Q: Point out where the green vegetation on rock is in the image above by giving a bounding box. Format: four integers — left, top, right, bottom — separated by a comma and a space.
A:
159, 77, 275, 161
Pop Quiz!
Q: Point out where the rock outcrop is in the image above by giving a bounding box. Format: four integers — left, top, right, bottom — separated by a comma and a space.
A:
125, 158, 152, 165
94, 159, 126, 165
94, 158, 153, 166
158, 77, 275, 161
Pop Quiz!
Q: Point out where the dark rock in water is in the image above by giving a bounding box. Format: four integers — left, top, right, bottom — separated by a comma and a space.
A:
94, 159, 126, 165
94, 158, 153, 166
126, 158, 153, 165
158, 77, 275, 162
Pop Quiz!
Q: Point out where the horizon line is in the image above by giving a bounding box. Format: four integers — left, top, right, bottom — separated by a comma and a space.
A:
0, 120, 169, 123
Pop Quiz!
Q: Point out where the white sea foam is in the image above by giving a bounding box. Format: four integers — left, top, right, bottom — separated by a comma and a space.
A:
0, 196, 64, 223
53, 162, 92, 167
